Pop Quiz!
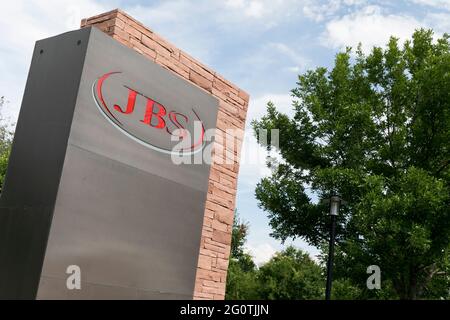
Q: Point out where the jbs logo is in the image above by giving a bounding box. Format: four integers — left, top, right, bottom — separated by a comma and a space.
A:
92, 71, 205, 155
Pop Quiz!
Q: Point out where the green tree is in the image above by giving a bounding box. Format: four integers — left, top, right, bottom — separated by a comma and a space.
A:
330, 278, 362, 300
226, 212, 258, 299
257, 246, 324, 299
253, 29, 450, 299
226, 213, 327, 300
0, 96, 13, 192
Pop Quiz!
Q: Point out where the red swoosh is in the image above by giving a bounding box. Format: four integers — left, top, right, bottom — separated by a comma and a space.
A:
182, 108, 205, 151
96, 71, 122, 125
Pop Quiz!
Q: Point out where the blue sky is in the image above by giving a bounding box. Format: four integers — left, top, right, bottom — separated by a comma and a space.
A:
1, 0, 450, 264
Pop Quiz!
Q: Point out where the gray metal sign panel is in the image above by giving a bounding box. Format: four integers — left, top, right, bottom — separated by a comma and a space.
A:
0, 28, 92, 299
0, 27, 218, 299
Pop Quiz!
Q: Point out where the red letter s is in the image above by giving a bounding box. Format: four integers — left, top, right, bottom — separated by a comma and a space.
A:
166, 111, 188, 138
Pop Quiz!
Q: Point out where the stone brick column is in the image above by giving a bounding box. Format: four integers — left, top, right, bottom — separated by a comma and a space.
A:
81, 9, 249, 300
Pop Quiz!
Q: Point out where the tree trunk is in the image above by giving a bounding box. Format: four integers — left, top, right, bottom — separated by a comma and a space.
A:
401, 264, 438, 299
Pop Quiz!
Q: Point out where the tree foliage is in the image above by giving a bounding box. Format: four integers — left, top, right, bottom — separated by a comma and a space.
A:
257, 246, 323, 299
253, 29, 450, 299
0, 96, 12, 192
226, 213, 327, 300
226, 213, 259, 300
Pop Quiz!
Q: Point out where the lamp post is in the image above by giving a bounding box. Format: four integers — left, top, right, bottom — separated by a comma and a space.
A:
325, 195, 343, 300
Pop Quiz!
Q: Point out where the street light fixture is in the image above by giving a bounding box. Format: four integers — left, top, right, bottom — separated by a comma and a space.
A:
325, 195, 345, 300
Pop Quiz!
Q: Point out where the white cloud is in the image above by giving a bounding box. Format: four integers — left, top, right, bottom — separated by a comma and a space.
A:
244, 240, 320, 265
303, 0, 367, 22
410, 0, 450, 10
321, 5, 423, 53
286, 66, 301, 73
126, 1, 308, 68
225, 0, 246, 7
424, 12, 450, 32
269, 42, 310, 72
245, 1, 264, 18
237, 93, 294, 194
0, 0, 108, 121
245, 242, 277, 265
126, 2, 219, 65
238, 133, 271, 193
236, 41, 308, 95
303, 0, 343, 22
224, 0, 306, 20
246, 93, 295, 125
